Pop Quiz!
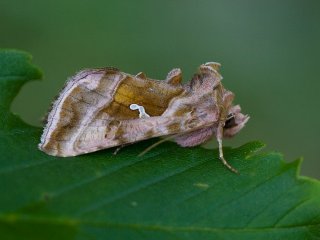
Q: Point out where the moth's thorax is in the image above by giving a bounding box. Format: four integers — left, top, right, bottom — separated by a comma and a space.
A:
39, 63, 249, 157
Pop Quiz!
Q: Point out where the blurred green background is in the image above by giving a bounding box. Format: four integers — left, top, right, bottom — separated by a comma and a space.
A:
1, 0, 319, 178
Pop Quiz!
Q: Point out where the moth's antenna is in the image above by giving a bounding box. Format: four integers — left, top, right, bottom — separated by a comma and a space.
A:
138, 134, 179, 157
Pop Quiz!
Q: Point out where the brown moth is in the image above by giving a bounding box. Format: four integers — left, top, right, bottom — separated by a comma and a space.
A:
39, 62, 249, 172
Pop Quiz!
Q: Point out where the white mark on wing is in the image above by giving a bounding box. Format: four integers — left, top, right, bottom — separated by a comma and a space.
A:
129, 103, 150, 118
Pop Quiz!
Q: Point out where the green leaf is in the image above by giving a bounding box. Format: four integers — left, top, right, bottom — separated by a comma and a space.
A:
0, 49, 320, 240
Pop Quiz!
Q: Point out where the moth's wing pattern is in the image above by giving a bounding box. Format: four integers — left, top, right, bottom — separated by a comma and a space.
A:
39, 68, 192, 156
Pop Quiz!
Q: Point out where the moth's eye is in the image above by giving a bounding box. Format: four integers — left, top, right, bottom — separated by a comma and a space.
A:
212, 85, 219, 90
224, 114, 236, 129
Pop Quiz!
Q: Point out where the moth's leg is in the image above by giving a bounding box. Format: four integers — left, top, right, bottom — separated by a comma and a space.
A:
216, 123, 238, 173
138, 135, 177, 157
113, 143, 133, 155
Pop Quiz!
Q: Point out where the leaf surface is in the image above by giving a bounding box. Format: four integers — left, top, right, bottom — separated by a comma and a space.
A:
0, 49, 319, 240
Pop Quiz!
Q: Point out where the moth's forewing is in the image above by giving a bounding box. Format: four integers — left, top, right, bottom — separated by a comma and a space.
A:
39, 69, 190, 156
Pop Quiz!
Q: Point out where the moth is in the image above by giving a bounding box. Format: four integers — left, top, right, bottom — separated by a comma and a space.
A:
39, 62, 249, 172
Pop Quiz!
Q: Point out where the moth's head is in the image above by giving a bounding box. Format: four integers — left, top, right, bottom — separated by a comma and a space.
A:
223, 105, 249, 138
